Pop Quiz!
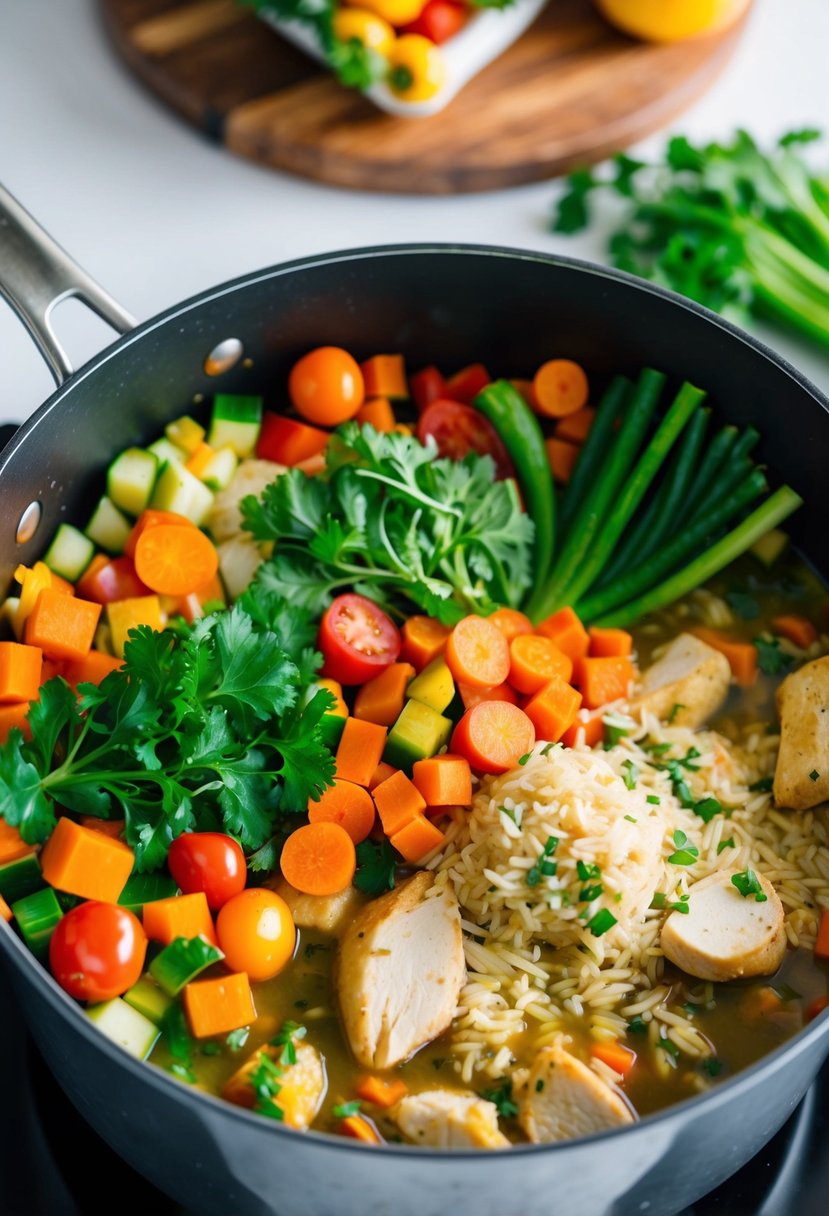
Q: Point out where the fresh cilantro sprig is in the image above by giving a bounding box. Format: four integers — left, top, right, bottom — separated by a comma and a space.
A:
0, 606, 334, 869
242, 423, 534, 626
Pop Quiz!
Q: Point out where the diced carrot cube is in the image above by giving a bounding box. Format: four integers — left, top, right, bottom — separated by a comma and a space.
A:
772, 615, 818, 650
142, 891, 218, 947
560, 711, 605, 749
62, 651, 122, 687
356, 397, 396, 433
79, 817, 125, 840
591, 1040, 636, 1076
692, 628, 757, 687
0, 702, 32, 743
355, 1075, 408, 1107
39, 817, 134, 902
535, 606, 590, 661
340, 1114, 382, 1144
361, 355, 408, 400
588, 627, 633, 659
335, 718, 388, 787
353, 663, 415, 727
573, 656, 636, 710
412, 755, 472, 808
184, 972, 256, 1038
25, 591, 101, 662
0, 818, 37, 865
372, 770, 426, 837
390, 815, 445, 862
555, 407, 596, 444
524, 676, 582, 742
545, 437, 579, 484
369, 761, 397, 791
400, 616, 450, 671
0, 641, 43, 703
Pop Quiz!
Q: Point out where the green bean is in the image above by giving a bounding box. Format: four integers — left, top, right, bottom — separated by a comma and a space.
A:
681, 424, 738, 519
474, 380, 555, 598
557, 376, 632, 534
687, 425, 759, 523
551, 378, 703, 610
587, 485, 803, 627
529, 368, 666, 620
576, 468, 768, 620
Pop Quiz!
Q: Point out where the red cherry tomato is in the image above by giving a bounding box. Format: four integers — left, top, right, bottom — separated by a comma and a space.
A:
168, 832, 247, 911
216, 888, 296, 981
49, 901, 147, 1002
404, 0, 467, 43
417, 400, 514, 480
319, 594, 401, 685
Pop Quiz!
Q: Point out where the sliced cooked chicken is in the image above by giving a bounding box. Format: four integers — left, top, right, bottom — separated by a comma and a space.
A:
336, 871, 465, 1069
273, 878, 363, 934
221, 1040, 325, 1129
215, 534, 264, 601
392, 1089, 509, 1149
630, 633, 731, 729
774, 656, 829, 811
661, 867, 786, 982
207, 458, 285, 542
517, 1045, 634, 1143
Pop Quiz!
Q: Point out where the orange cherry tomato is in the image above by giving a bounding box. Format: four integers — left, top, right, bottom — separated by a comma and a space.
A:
216, 888, 296, 982
288, 346, 364, 427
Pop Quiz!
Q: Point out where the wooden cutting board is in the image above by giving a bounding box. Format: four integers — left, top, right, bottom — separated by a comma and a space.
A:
100, 0, 750, 194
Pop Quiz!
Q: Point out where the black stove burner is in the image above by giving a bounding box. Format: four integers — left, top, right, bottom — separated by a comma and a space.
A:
1, 959, 827, 1216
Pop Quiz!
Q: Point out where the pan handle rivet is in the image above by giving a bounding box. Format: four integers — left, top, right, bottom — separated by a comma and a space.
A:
204, 338, 243, 377
16, 500, 42, 545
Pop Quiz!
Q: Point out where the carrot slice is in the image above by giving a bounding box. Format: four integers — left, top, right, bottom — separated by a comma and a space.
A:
353, 662, 416, 727
451, 701, 535, 774
356, 397, 397, 433
125, 509, 194, 560
184, 972, 256, 1039
0, 702, 32, 744
0, 819, 37, 865
372, 770, 426, 837
25, 591, 101, 662
361, 355, 408, 400
355, 1075, 408, 1107
458, 681, 518, 710
588, 627, 634, 659
0, 894, 11, 923
143, 891, 218, 947
389, 815, 445, 863
308, 779, 376, 845
412, 755, 472, 808
545, 437, 579, 484
524, 677, 582, 742
561, 711, 605, 749
692, 628, 758, 687
555, 406, 596, 444
0, 642, 43, 703
400, 616, 450, 671
573, 656, 635, 710
335, 718, 388, 787
488, 608, 534, 642
508, 634, 573, 695
535, 606, 590, 661
134, 524, 219, 597
280, 822, 356, 896
340, 1114, 382, 1144
39, 817, 134, 902
445, 616, 510, 690
532, 359, 589, 418
815, 910, 829, 959
591, 1041, 636, 1077
772, 615, 818, 650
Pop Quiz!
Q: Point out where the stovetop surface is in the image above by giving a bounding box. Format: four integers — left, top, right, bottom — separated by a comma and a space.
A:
1, 959, 827, 1216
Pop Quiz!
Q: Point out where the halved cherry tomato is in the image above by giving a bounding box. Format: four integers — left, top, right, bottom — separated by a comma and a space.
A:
417, 400, 514, 479
75, 556, 150, 605
168, 832, 247, 911
403, 0, 467, 42
216, 888, 296, 981
49, 901, 147, 1002
288, 346, 364, 427
319, 594, 401, 685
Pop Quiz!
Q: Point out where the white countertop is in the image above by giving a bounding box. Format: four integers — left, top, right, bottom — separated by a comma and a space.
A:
1, 0, 828, 424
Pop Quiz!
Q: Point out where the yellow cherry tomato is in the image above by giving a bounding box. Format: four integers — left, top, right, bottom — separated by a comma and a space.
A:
386, 35, 446, 104
595, 0, 751, 43
333, 8, 396, 55
216, 888, 296, 981
343, 0, 427, 30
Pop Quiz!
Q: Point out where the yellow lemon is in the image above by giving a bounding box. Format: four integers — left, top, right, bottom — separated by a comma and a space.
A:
596, 0, 752, 43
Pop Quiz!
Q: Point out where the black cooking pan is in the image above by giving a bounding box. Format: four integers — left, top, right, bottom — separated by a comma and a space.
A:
1, 185, 828, 1216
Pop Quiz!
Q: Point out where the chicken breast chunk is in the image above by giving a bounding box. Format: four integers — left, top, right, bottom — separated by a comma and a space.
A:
630, 633, 731, 729
336, 871, 465, 1069
392, 1090, 509, 1149
661, 867, 786, 982
222, 1040, 325, 1129
774, 656, 829, 811
272, 878, 363, 934
517, 1045, 634, 1143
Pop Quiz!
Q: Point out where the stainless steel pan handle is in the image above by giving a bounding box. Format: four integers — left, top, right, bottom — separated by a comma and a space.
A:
0, 184, 136, 386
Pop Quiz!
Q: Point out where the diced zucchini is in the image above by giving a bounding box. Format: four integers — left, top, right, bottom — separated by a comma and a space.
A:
751, 528, 789, 568
107, 448, 159, 516
207, 394, 263, 457
118, 872, 178, 914
407, 656, 455, 714
200, 446, 238, 492
0, 853, 44, 903
147, 437, 188, 467
149, 935, 224, 997
87, 997, 160, 1059
384, 700, 453, 773
85, 495, 132, 554
43, 524, 95, 583
319, 712, 347, 749
166, 415, 206, 455
150, 461, 214, 525
123, 975, 174, 1025
11, 887, 62, 960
